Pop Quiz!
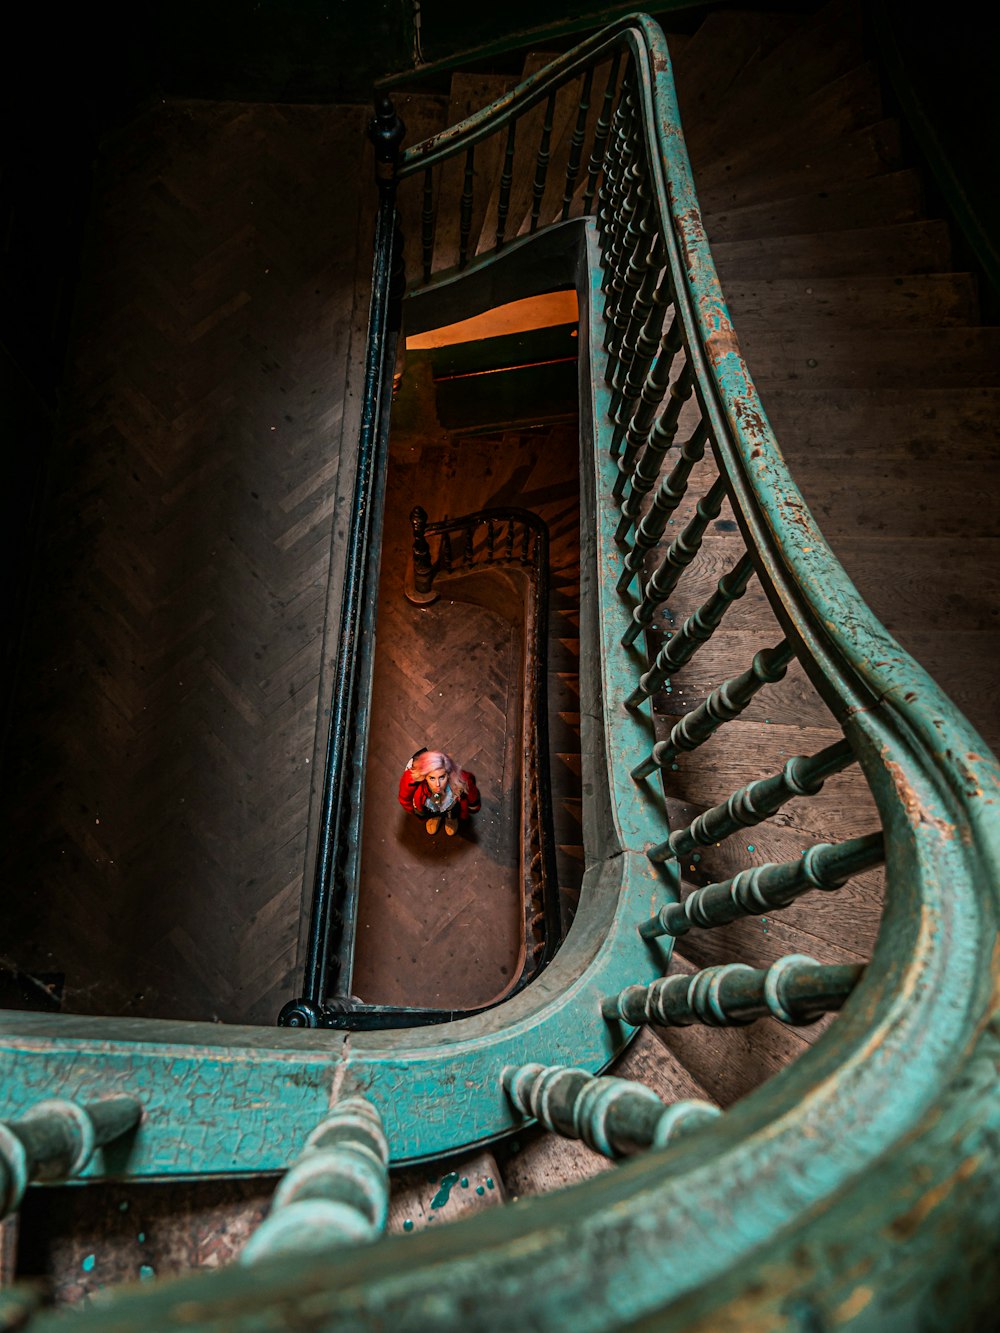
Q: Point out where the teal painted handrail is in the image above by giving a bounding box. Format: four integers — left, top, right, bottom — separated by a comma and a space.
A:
6, 11, 1000, 1330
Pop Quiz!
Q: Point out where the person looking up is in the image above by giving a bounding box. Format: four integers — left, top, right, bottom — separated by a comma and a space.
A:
398, 748, 481, 836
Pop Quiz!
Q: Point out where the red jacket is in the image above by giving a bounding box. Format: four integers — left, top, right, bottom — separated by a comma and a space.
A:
398, 765, 481, 820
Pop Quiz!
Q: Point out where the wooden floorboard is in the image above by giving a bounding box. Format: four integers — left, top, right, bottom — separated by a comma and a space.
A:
352, 417, 582, 1006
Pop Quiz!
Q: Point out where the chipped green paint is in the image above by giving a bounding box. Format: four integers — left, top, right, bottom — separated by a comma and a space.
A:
430, 1172, 460, 1209
403, 1220, 414, 1232
80, 1255, 94, 1273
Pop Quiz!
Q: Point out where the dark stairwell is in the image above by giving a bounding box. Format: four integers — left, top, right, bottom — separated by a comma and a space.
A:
1, 0, 998, 1315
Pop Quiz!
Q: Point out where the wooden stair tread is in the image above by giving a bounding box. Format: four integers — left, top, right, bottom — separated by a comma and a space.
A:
755, 385, 1000, 458
698, 119, 902, 216
692, 62, 885, 193
711, 220, 953, 280
722, 272, 979, 330
703, 169, 925, 242
740, 325, 1000, 387
389, 1150, 506, 1234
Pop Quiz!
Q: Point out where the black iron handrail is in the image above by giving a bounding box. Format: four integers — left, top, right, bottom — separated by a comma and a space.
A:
278, 101, 405, 1029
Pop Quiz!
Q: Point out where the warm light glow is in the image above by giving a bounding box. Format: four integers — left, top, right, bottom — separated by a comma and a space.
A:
406, 291, 579, 350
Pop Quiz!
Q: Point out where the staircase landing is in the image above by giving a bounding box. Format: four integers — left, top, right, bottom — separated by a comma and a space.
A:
353, 415, 582, 1008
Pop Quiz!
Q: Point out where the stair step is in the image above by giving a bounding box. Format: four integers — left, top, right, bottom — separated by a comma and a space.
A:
688, 59, 885, 181
741, 326, 1000, 388
698, 119, 902, 216
650, 950, 818, 1109
610, 1026, 719, 1107
671, 9, 792, 131
686, 0, 865, 161
556, 752, 582, 778
724, 273, 979, 330
389, 1150, 506, 1233
498, 1123, 611, 1202
704, 169, 924, 242
711, 220, 953, 280
758, 386, 1000, 459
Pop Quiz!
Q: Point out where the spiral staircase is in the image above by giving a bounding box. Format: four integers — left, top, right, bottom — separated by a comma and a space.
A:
1, 1, 999, 1328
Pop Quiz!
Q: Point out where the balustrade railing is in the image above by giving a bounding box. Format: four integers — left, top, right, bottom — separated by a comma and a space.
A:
3, 12, 998, 1328
277, 101, 405, 1031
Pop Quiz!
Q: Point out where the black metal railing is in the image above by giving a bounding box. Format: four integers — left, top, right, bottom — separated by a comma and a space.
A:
278, 101, 405, 1029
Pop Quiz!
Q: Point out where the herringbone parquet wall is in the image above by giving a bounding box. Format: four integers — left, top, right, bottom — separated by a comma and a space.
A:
1, 101, 370, 1025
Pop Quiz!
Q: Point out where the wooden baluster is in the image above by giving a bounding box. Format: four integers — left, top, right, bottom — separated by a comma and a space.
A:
530, 92, 557, 234
464, 522, 476, 567
602, 149, 644, 312
605, 204, 656, 359
600, 99, 639, 290
1, 1096, 142, 1219
604, 184, 655, 393
410, 505, 434, 595
623, 475, 727, 644
609, 234, 664, 400
583, 51, 622, 214
611, 316, 682, 468
440, 529, 453, 574
487, 518, 497, 562
611, 267, 674, 436
458, 146, 475, 270
503, 1064, 719, 1158
618, 420, 710, 594
649, 739, 856, 863
596, 75, 635, 257
603, 955, 865, 1029
421, 167, 434, 283
642, 833, 885, 940
615, 360, 694, 532
495, 120, 517, 251
627, 552, 755, 698
630, 641, 794, 773
505, 518, 515, 561
561, 68, 594, 220
242, 1097, 388, 1264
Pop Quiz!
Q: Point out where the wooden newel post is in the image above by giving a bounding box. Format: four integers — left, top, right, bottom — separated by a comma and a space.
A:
406, 506, 438, 605
368, 95, 405, 202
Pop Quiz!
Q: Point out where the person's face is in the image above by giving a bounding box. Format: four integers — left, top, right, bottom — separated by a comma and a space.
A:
425, 768, 448, 795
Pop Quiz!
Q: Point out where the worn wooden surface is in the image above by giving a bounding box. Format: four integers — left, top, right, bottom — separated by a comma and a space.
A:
352, 414, 582, 1008
0, 101, 370, 1027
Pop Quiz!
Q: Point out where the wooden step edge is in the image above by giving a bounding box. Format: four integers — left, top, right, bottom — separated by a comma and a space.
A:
610, 1024, 720, 1108
388, 1148, 506, 1234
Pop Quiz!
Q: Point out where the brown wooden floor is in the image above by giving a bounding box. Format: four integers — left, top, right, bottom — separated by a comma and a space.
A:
352, 416, 582, 1008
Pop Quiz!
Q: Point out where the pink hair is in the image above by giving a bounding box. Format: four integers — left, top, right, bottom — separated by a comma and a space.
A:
410, 749, 469, 797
